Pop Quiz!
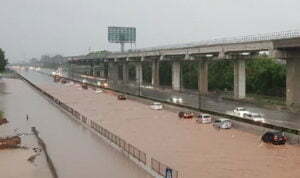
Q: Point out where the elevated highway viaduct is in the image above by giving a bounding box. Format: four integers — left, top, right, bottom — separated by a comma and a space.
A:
67, 31, 300, 107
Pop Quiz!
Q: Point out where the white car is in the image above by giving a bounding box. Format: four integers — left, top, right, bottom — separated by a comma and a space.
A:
213, 119, 232, 129
197, 114, 212, 124
171, 97, 183, 104
233, 107, 250, 117
95, 89, 103, 94
150, 102, 163, 110
244, 113, 265, 123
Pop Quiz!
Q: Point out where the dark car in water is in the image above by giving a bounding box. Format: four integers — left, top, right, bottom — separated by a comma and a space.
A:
61, 78, 67, 84
117, 95, 127, 100
262, 131, 287, 145
178, 111, 194, 119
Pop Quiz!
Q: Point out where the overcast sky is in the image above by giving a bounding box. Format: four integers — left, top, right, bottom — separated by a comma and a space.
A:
1, 0, 300, 62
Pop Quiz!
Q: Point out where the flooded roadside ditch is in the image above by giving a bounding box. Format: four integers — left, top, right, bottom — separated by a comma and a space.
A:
0, 76, 153, 178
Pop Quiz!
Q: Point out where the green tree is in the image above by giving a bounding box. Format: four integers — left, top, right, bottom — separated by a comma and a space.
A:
246, 58, 286, 97
159, 61, 172, 86
0, 48, 8, 72
208, 61, 234, 91
181, 61, 198, 89
142, 62, 152, 84
128, 63, 136, 81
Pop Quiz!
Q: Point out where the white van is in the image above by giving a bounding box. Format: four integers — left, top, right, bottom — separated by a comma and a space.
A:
197, 114, 212, 124
150, 102, 163, 110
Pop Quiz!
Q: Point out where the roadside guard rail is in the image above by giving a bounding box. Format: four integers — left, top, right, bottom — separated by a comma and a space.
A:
151, 158, 179, 178
16, 72, 180, 178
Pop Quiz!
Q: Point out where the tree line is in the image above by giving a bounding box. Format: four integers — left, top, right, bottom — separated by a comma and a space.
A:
181, 58, 286, 97
0, 48, 8, 72
27, 54, 66, 69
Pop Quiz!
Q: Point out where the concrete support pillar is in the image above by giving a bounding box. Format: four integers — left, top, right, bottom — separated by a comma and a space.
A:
104, 63, 108, 79
92, 66, 97, 77
234, 59, 246, 99
198, 60, 208, 95
172, 61, 181, 91
286, 59, 300, 106
93, 65, 104, 77
135, 62, 143, 85
151, 59, 160, 86
107, 63, 113, 81
90, 65, 94, 76
108, 62, 118, 84
114, 63, 119, 82
68, 63, 73, 78
122, 63, 129, 82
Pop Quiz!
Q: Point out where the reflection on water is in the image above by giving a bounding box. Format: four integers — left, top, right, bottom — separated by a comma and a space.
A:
0, 78, 152, 178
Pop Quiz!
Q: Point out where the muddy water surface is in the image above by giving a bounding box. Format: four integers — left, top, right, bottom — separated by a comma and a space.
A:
33, 71, 300, 178
0, 77, 152, 178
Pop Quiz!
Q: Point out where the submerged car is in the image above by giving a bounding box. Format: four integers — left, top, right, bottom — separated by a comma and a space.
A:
233, 107, 250, 117
262, 131, 287, 145
197, 114, 212, 124
61, 78, 67, 84
53, 75, 61, 83
98, 82, 108, 88
82, 79, 88, 89
178, 111, 194, 119
150, 102, 163, 110
117, 95, 127, 100
244, 113, 265, 123
213, 119, 232, 129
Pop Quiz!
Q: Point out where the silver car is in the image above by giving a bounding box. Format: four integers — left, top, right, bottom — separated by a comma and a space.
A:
213, 118, 232, 129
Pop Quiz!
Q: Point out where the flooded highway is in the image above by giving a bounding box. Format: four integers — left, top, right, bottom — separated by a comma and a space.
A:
40, 68, 300, 130
18, 69, 300, 178
0, 74, 152, 178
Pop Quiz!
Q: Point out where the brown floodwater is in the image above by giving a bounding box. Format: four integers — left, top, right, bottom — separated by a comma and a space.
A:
23, 70, 300, 178
0, 78, 152, 178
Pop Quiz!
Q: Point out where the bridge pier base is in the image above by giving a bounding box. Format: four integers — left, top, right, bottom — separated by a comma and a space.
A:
234, 59, 246, 99
198, 60, 208, 95
135, 62, 143, 85
152, 60, 160, 87
286, 59, 300, 106
172, 61, 181, 91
